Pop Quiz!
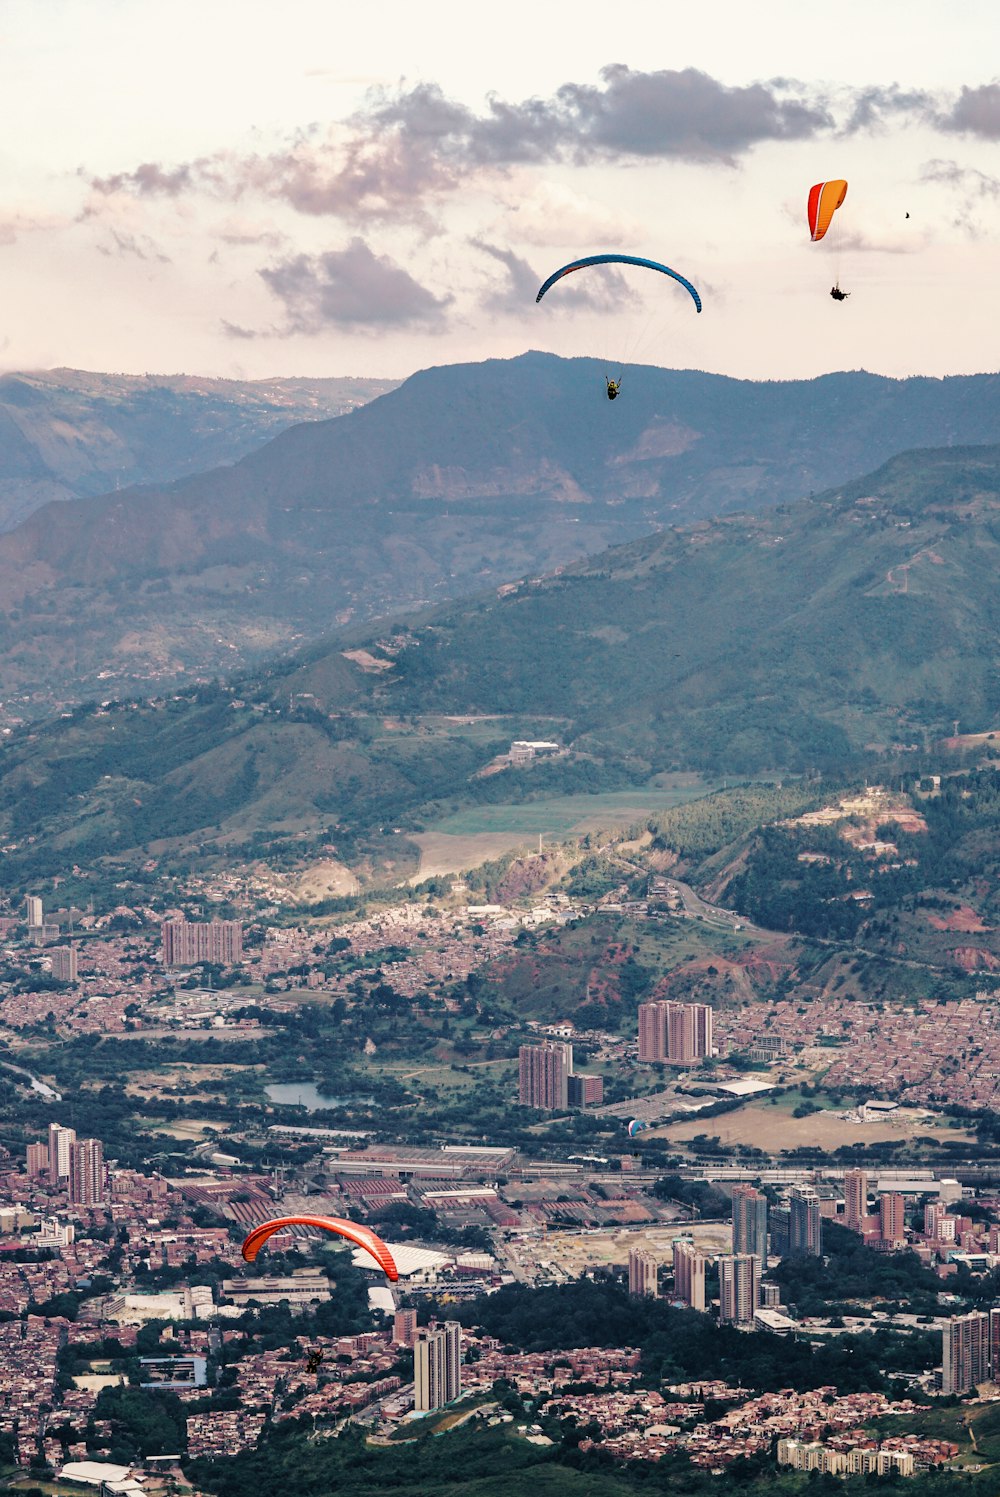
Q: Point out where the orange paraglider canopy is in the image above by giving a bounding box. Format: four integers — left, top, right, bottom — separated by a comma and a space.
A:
241, 1215, 399, 1281
807, 179, 848, 242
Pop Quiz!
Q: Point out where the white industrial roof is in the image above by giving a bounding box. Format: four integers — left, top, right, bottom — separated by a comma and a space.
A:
59, 1463, 135, 1487
716, 1079, 774, 1097
352, 1242, 450, 1276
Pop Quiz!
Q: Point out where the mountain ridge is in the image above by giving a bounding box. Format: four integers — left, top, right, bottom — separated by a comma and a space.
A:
5, 352, 1000, 718
0, 367, 398, 532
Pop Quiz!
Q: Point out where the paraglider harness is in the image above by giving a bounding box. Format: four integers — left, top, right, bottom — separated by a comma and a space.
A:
830, 284, 850, 302
606, 378, 620, 400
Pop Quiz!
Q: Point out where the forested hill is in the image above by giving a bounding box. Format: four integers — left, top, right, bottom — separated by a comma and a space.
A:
4, 353, 1000, 713
4, 440, 1000, 882
317, 440, 1000, 770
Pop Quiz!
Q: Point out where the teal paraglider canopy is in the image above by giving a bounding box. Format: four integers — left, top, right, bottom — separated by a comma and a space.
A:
535, 254, 702, 312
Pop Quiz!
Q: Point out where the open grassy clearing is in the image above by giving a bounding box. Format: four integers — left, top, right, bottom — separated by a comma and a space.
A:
431, 777, 717, 840
359, 1054, 517, 1097
411, 830, 539, 879
123, 1063, 258, 1100
766, 1087, 845, 1114
290, 857, 360, 898
667, 1097, 974, 1153
135, 1118, 220, 1140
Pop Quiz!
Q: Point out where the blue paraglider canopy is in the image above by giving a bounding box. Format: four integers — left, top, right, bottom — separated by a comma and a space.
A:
535, 254, 702, 313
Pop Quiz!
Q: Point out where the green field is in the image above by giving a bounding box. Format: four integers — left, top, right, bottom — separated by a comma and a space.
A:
432, 777, 717, 839
767, 1086, 844, 1114
358, 1055, 517, 1097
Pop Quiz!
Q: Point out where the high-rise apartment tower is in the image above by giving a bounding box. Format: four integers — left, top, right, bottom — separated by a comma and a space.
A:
788, 1187, 822, 1257
672, 1238, 706, 1312
413, 1322, 462, 1412
518, 1043, 572, 1110
719, 1254, 761, 1326
68, 1139, 105, 1207
732, 1185, 768, 1262
628, 1248, 658, 1298
637, 1001, 713, 1063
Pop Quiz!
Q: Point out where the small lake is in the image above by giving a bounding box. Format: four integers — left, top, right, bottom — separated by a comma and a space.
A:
266, 1082, 374, 1112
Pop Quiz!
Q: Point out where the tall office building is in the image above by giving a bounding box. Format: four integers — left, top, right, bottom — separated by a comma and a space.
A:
732, 1185, 768, 1262
518, 1043, 572, 1110
879, 1192, 906, 1246
844, 1168, 868, 1231
719, 1254, 760, 1326
637, 1001, 713, 1063
48, 1123, 76, 1181
628, 1248, 659, 1298
161, 920, 243, 967
49, 946, 78, 983
788, 1187, 823, 1257
942, 1311, 991, 1395
68, 1139, 105, 1207
672, 1239, 706, 1311
25, 895, 42, 928
413, 1321, 462, 1412
26, 1142, 47, 1178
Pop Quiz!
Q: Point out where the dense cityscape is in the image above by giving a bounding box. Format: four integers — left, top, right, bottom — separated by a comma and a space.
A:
4, 7, 1000, 1497
3, 872, 1000, 1496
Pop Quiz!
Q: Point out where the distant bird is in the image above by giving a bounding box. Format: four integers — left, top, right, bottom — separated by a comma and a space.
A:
905, 212, 910, 219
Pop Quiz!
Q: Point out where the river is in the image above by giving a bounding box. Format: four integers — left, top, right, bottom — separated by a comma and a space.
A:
0, 1059, 62, 1101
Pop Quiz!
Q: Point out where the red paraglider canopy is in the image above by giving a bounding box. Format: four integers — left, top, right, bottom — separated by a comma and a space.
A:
241, 1214, 399, 1281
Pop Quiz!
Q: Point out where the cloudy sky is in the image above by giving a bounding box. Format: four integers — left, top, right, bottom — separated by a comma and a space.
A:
3, 0, 1000, 380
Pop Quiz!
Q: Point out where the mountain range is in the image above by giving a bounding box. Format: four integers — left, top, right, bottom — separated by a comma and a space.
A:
4, 352, 1000, 717
4, 438, 1000, 887
0, 367, 397, 531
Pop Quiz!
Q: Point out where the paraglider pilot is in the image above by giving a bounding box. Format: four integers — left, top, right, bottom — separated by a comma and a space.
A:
830, 285, 850, 302
606, 378, 620, 400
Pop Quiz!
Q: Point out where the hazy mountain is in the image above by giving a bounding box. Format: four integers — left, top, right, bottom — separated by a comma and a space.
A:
4, 440, 1000, 885
3, 352, 1000, 717
0, 367, 398, 529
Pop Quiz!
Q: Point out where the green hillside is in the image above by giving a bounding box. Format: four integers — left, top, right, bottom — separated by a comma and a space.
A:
2, 441, 1000, 886
297, 441, 1000, 771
